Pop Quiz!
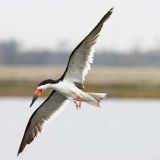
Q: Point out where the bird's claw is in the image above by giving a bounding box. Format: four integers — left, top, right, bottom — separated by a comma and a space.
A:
74, 96, 82, 110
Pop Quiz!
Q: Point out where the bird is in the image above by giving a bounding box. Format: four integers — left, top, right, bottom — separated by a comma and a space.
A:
17, 8, 113, 155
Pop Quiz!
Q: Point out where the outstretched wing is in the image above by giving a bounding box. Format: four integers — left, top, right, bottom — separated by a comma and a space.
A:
61, 8, 113, 87
18, 91, 68, 155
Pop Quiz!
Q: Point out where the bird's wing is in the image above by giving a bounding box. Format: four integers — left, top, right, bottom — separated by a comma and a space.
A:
61, 8, 113, 88
18, 91, 68, 155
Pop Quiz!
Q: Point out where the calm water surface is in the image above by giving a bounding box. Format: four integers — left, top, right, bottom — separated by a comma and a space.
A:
0, 98, 160, 160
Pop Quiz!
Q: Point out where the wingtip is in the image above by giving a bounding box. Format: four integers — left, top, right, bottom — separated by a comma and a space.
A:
108, 7, 114, 15
100, 7, 113, 23
107, 7, 114, 17
17, 150, 21, 157
17, 147, 23, 157
110, 7, 114, 11
17, 140, 26, 156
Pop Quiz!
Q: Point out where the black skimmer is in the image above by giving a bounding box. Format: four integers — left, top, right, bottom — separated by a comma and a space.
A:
18, 8, 113, 155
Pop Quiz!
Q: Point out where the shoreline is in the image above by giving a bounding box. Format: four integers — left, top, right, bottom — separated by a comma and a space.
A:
0, 66, 160, 98
0, 81, 160, 98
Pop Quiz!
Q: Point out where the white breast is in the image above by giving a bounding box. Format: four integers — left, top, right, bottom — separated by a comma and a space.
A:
51, 80, 82, 99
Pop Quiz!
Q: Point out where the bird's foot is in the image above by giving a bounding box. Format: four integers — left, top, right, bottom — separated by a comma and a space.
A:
74, 96, 82, 109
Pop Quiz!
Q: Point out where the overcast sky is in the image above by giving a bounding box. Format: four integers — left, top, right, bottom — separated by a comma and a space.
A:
0, 0, 160, 51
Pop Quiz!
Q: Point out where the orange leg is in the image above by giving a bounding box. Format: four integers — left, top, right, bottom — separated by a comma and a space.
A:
74, 96, 82, 109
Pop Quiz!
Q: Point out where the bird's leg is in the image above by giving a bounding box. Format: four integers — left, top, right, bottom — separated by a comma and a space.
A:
74, 96, 82, 109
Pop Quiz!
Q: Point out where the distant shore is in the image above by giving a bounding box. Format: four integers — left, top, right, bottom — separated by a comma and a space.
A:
0, 66, 160, 98
0, 81, 160, 98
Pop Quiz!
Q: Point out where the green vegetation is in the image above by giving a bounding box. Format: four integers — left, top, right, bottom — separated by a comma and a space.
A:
0, 81, 160, 98
86, 84, 160, 98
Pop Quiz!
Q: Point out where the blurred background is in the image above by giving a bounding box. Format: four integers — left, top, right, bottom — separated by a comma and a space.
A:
0, 0, 160, 160
0, 0, 160, 97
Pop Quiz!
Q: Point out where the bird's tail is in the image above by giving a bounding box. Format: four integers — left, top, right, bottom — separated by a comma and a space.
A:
85, 92, 107, 107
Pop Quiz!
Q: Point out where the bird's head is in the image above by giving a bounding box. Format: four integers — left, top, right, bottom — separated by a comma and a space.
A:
30, 79, 55, 107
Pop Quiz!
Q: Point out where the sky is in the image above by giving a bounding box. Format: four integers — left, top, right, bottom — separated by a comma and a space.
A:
0, 0, 160, 51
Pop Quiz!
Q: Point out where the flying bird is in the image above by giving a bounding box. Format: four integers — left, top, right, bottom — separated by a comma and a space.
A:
18, 8, 113, 155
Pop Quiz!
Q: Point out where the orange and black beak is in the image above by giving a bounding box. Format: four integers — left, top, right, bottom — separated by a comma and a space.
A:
30, 89, 43, 107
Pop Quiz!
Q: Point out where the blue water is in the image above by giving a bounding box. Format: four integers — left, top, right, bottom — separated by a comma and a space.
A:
0, 98, 160, 160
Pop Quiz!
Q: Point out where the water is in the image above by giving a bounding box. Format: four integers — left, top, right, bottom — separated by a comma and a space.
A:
0, 98, 160, 160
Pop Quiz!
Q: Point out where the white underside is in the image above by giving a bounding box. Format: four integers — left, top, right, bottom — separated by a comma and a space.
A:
51, 80, 106, 107
51, 80, 93, 100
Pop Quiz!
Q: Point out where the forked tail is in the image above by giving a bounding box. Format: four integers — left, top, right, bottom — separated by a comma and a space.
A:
85, 92, 107, 107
